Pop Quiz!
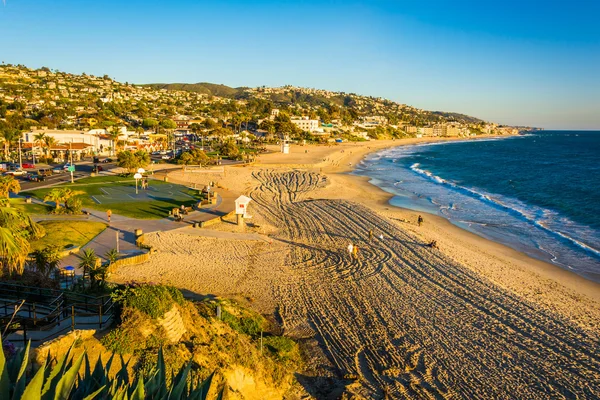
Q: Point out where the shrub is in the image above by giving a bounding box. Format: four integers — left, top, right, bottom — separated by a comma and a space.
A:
220, 308, 264, 338
65, 196, 82, 214
111, 284, 185, 319
101, 327, 136, 354
263, 335, 301, 363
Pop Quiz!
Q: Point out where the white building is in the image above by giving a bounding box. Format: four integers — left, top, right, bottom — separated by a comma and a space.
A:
23, 129, 112, 153
290, 116, 320, 132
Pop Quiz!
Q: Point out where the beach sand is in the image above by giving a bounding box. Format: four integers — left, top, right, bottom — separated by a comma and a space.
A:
110, 137, 600, 398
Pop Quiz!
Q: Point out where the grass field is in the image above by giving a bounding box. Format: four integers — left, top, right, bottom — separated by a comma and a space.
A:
10, 198, 52, 215
28, 177, 201, 219
30, 220, 107, 252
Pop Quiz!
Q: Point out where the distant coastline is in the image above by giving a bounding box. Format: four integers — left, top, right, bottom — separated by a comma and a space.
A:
353, 131, 600, 284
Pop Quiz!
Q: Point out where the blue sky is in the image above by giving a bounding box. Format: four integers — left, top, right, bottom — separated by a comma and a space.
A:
1, 0, 599, 129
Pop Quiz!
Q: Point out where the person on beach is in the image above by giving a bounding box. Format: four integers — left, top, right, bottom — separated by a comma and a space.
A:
418, 215, 424, 226
379, 234, 384, 240
369, 229, 373, 242
352, 245, 359, 260
347, 243, 354, 259
106, 209, 112, 223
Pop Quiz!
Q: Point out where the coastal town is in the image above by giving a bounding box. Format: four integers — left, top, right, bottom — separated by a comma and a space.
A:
1, 63, 597, 400
0, 63, 521, 163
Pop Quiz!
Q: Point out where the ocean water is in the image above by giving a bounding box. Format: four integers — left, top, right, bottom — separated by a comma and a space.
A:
353, 131, 600, 282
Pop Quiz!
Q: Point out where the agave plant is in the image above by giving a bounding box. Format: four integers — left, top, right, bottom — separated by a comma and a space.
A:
0, 335, 224, 399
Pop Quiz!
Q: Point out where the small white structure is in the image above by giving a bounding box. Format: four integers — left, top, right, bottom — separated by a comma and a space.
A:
281, 140, 290, 154
235, 195, 252, 216
235, 195, 252, 226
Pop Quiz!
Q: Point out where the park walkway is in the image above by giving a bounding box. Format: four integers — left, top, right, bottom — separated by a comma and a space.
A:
56, 190, 236, 272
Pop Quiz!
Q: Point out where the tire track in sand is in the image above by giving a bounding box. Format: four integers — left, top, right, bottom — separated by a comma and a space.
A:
250, 170, 600, 399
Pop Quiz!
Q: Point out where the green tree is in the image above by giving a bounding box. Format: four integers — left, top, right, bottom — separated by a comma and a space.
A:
42, 135, 57, 157
218, 139, 241, 160
78, 248, 98, 284
142, 118, 158, 131
117, 150, 150, 173
31, 245, 61, 278
0, 127, 20, 160
0, 175, 20, 205
0, 207, 44, 275
176, 149, 210, 166
33, 131, 47, 157
43, 188, 84, 211
160, 119, 177, 130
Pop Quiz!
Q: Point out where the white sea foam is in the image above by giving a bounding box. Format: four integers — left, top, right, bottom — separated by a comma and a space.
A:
408, 163, 600, 259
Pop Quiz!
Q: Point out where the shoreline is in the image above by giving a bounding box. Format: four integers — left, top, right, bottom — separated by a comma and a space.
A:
323, 137, 600, 302
111, 135, 600, 396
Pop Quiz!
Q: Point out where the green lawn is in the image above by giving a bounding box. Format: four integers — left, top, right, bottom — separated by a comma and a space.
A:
27, 177, 201, 220
30, 220, 108, 252
10, 198, 52, 215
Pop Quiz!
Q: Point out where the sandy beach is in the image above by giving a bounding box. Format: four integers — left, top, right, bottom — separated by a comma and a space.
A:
111, 137, 600, 398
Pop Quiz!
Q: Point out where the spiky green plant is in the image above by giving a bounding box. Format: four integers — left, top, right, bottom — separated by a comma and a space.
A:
0, 335, 224, 399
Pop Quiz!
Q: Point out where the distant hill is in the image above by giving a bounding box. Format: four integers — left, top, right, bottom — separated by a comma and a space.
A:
144, 82, 245, 98
432, 111, 484, 124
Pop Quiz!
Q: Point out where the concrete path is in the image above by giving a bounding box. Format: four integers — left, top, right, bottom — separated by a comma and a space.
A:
20, 168, 238, 272
57, 190, 235, 272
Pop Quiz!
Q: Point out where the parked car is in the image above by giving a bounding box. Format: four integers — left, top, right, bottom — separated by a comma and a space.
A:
62, 163, 74, 171
92, 164, 104, 173
27, 173, 45, 182
52, 166, 64, 174
100, 158, 113, 163
22, 163, 35, 169
38, 168, 53, 177
5, 169, 27, 176
161, 155, 171, 160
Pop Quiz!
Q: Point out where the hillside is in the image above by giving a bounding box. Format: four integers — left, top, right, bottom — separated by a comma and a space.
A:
0, 63, 521, 139
144, 82, 245, 98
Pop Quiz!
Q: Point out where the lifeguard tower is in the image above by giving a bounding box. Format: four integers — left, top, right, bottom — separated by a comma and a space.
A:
235, 195, 252, 226
281, 140, 290, 154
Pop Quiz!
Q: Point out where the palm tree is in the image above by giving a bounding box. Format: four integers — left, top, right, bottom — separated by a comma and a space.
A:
0, 175, 20, 205
44, 188, 64, 211
43, 188, 83, 210
0, 206, 44, 275
0, 128, 20, 160
42, 136, 57, 158
79, 248, 98, 285
109, 126, 120, 156
105, 248, 118, 265
31, 245, 61, 278
33, 132, 47, 158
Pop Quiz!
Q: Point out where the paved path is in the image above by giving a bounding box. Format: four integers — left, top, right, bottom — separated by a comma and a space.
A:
57, 190, 235, 272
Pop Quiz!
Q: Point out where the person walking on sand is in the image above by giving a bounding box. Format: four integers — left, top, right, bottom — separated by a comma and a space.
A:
418, 215, 424, 227
106, 209, 112, 223
347, 243, 354, 260
352, 244, 359, 260
368, 229, 373, 242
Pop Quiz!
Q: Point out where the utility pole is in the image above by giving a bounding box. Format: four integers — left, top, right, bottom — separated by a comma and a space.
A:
116, 230, 120, 253
18, 139, 22, 169
69, 140, 74, 183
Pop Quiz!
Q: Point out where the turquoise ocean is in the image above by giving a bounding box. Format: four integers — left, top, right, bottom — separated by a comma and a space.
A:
353, 131, 600, 282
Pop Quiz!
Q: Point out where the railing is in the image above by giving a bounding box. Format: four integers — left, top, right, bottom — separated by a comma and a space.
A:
0, 282, 114, 347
